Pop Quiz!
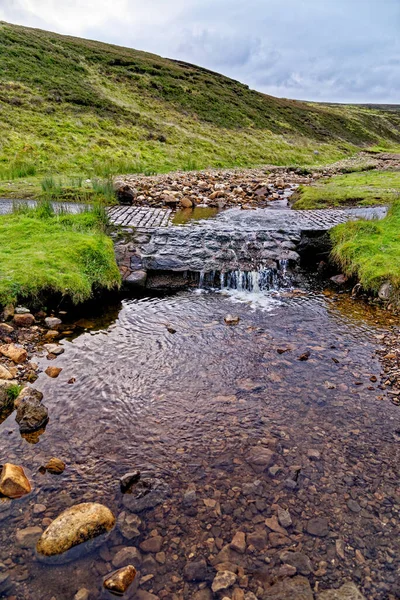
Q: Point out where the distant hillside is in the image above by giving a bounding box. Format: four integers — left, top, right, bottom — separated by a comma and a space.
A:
0, 21, 400, 178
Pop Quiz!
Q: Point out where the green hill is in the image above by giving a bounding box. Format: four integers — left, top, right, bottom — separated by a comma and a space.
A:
1, 21, 400, 179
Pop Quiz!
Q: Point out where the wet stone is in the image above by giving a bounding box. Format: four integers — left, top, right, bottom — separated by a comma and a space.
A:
112, 547, 142, 569
306, 516, 329, 537
122, 476, 171, 513
264, 576, 314, 599
183, 558, 208, 582
16, 526, 43, 548
104, 565, 136, 596
317, 582, 367, 600
280, 551, 313, 576
211, 570, 237, 593
347, 499, 362, 513
0, 463, 31, 499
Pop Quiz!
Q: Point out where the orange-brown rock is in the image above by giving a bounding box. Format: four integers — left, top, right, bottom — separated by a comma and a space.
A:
0, 463, 32, 498
103, 565, 137, 595
0, 344, 27, 364
13, 314, 35, 327
45, 366, 62, 378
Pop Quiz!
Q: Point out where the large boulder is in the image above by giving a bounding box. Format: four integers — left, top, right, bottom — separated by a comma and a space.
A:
114, 182, 137, 205
36, 502, 115, 563
15, 388, 49, 433
0, 463, 32, 498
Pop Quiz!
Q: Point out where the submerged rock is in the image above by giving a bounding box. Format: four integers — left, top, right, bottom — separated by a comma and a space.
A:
211, 570, 237, 593
45, 457, 65, 474
122, 475, 171, 513
16, 526, 43, 548
104, 565, 137, 596
36, 502, 115, 563
264, 576, 313, 599
317, 582, 366, 600
15, 388, 49, 433
0, 463, 32, 499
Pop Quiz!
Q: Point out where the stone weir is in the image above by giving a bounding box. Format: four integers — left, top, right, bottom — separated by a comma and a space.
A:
114, 206, 387, 291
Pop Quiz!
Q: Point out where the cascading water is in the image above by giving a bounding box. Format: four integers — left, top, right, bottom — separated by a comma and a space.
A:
194, 261, 291, 293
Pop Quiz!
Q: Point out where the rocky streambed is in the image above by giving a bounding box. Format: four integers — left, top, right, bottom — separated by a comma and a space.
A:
0, 284, 399, 600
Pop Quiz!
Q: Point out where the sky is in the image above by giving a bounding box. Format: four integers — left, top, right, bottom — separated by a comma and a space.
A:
0, 0, 399, 103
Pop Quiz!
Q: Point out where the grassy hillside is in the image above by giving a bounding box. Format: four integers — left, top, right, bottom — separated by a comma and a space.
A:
1, 21, 400, 180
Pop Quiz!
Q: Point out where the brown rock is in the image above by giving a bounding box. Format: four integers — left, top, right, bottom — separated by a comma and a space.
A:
246, 446, 275, 472
306, 517, 329, 537
103, 565, 136, 595
181, 198, 193, 208
140, 535, 163, 553
0, 365, 13, 380
45, 458, 65, 474
0, 344, 27, 364
230, 531, 246, 554
317, 582, 366, 600
13, 314, 35, 327
264, 576, 313, 599
16, 526, 43, 548
45, 366, 62, 378
36, 503, 116, 561
0, 463, 32, 498
112, 546, 142, 569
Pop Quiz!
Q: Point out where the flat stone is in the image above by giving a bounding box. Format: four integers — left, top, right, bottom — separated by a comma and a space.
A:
347, 499, 362, 513
280, 551, 313, 576
264, 576, 314, 599
212, 570, 237, 593
265, 515, 287, 535
140, 535, 163, 553
317, 582, 367, 600
125, 270, 147, 288
45, 317, 62, 329
246, 446, 275, 472
43, 344, 65, 356
135, 591, 159, 600
0, 463, 31, 499
183, 558, 208, 581
104, 565, 136, 595
16, 526, 43, 548
306, 516, 329, 537
112, 546, 142, 569
36, 502, 115, 563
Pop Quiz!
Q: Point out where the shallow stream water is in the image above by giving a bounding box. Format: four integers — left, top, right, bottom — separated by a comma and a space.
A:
0, 286, 399, 599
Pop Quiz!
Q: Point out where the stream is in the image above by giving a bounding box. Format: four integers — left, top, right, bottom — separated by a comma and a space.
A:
0, 280, 399, 599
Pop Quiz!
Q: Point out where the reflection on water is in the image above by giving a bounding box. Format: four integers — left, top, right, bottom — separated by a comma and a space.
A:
0, 289, 399, 599
172, 206, 219, 225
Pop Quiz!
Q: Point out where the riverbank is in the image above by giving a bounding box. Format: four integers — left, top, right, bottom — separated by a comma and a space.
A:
0, 203, 120, 308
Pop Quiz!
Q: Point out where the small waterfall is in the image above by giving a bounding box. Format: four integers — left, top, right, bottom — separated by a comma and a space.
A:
192, 264, 291, 293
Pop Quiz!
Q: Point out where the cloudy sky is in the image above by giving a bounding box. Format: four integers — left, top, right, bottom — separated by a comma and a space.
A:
0, 0, 399, 103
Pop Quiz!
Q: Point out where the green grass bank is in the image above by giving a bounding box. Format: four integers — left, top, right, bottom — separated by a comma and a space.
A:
0, 205, 121, 307
331, 202, 400, 297
1, 21, 400, 184
293, 170, 400, 210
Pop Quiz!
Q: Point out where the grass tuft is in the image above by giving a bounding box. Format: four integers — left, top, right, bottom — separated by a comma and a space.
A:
331, 201, 400, 294
293, 170, 400, 210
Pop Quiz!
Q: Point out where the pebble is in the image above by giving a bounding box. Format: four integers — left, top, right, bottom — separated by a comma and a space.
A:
211, 570, 237, 593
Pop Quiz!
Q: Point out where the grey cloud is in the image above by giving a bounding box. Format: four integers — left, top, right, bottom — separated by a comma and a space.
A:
0, 0, 399, 103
